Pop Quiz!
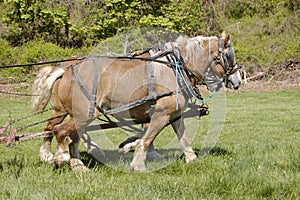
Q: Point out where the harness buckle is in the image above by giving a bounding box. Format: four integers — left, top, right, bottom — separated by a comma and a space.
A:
214, 55, 221, 63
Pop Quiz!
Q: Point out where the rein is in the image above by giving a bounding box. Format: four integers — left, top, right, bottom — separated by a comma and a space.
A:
0, 57, 86, 69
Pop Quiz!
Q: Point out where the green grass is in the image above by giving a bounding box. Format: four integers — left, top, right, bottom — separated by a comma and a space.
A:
0, 89, 299, 199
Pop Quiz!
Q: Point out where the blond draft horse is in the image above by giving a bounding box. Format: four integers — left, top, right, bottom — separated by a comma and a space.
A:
32, 32, 241, 172
33, 54, 158, 169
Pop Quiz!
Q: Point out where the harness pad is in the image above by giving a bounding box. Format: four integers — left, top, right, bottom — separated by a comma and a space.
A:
146, 61, 157, 100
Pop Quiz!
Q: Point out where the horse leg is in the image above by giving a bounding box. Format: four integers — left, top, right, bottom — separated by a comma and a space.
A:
69, 131, 80, 159
39, 137, 54, 163
171, 118, 198, 163
40, 95, 67, 163
52, 117, 77, 168
130, 110, 169, 172
118, 123, 162, 159
40, 111, 66, 163
143, 123, 162, 160
68, 130, 90, 172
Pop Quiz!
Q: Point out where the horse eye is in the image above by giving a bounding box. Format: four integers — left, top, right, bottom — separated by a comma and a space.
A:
226, 53, 232, 62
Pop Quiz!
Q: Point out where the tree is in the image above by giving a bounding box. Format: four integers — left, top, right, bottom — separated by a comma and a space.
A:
3, 0, 73, 46
2, 0, 220, 47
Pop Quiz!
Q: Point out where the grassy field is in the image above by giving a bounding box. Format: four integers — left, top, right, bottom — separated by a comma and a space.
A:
0, 88, 299, 199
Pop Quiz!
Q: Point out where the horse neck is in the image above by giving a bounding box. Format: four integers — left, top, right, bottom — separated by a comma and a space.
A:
179, 37, 219, 76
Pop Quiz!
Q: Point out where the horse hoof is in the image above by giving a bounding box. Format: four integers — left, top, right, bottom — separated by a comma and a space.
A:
40, 152, 54, 163
130, 163, 147, 172
119, 139, 140, 154
70, 158, 90, 172
118, 147, 125, 154
39, 145, 54, 163
185, 154, 198, 163
53, 152, 70, 168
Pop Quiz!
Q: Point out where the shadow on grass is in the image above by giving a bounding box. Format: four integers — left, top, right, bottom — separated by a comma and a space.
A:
195, 146, 233, 157
80, 146, 233, 169
80, 148, 183, 169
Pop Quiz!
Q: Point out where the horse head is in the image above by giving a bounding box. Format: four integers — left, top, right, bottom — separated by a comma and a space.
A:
177, 31, 242, 91
218, 31, 241, 90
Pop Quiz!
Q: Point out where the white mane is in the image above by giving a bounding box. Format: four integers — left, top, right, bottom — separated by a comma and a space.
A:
176, 35, 218, 71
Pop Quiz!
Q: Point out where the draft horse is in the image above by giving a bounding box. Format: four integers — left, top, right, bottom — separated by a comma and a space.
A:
32, 32, 241, 171
32, 54, 158, 167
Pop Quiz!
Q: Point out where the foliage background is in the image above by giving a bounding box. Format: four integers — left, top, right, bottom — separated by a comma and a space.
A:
0, 0, 299, 82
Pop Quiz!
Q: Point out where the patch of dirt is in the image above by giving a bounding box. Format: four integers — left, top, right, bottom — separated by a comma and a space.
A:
236, 59, 300, 92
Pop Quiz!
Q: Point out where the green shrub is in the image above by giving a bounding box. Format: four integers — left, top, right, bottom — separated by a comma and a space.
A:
0, 40, 86, 83
0, 38, 14, 66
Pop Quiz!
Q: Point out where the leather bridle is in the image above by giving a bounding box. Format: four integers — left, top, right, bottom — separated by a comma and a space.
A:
212, 37, 240, 88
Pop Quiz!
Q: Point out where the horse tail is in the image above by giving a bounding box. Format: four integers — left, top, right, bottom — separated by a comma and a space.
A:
31, 66, 65, 112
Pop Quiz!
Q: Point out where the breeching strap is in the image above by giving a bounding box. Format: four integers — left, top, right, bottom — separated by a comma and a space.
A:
73, 58, 99, 118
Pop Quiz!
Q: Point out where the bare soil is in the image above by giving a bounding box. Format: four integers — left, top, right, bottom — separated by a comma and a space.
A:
232, 59, 300, 92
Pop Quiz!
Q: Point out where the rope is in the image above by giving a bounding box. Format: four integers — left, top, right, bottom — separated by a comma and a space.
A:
0, 55, 175, 69
9, 108, 53, 125
16, 113, 67, 132
0, 108, 66, 137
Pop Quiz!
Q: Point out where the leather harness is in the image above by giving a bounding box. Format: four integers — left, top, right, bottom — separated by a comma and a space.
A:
72, 39, 235, 119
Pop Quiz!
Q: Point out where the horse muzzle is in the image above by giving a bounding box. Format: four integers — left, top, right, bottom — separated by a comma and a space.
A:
228, 78, 241, 90
227, 69, 242, 90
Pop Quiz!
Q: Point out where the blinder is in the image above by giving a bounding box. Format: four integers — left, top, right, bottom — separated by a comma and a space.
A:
212, 37, 241, 88
214, 38, 238, 75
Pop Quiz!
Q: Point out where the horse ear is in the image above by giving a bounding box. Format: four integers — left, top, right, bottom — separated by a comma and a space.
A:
226, 34, 230, 45
221, 31, 226, 39
221, 31, 230, 46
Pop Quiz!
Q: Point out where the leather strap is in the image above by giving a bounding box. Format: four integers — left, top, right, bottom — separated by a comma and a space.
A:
73, 58, 99, 118
147, 61, 157, 100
